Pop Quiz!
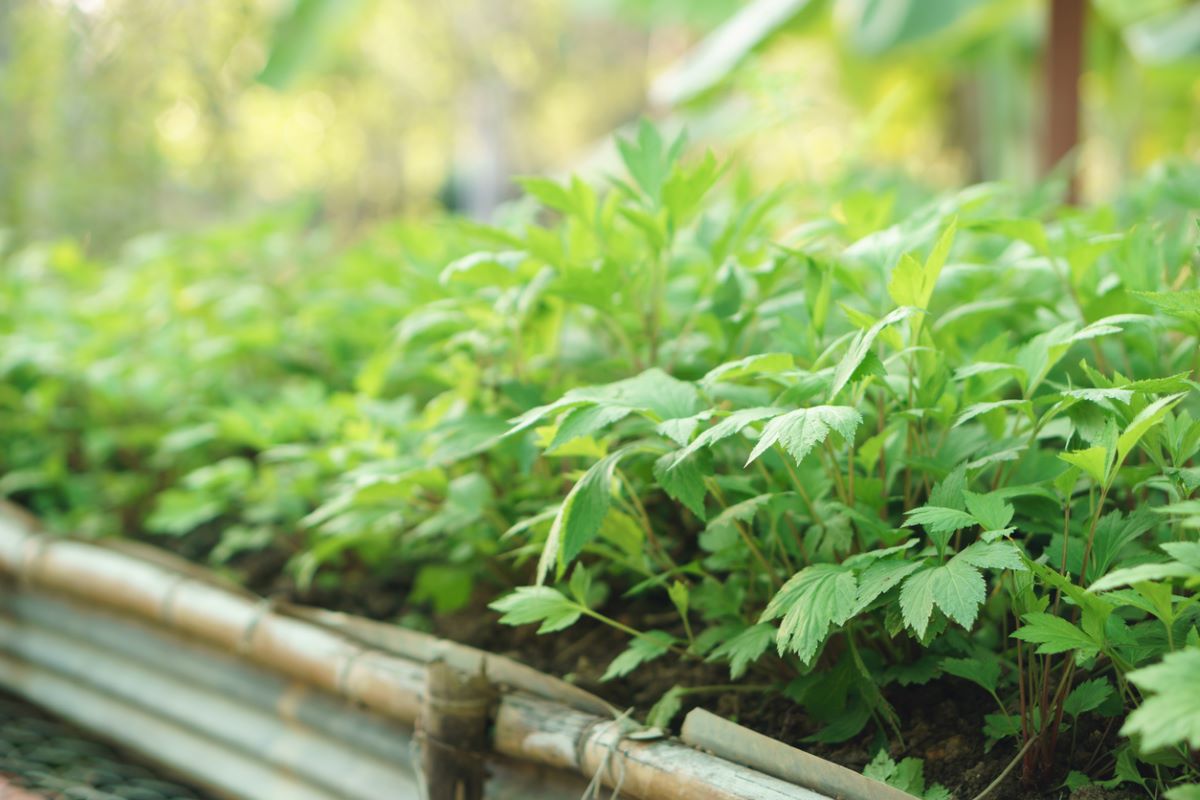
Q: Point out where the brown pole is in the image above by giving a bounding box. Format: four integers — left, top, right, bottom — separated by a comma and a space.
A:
1043, 0, 1086, 202
420, 660, 493, 800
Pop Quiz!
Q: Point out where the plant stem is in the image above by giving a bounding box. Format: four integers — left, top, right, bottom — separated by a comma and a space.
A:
774, 446, 825, 528
971, 734, 1040, 800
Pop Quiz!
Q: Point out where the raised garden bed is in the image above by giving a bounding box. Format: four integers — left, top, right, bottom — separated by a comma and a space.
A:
2, 131, 1198, 800
0, 505, 908, 800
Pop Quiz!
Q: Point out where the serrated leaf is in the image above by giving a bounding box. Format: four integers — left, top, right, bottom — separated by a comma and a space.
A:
941, 656, 1000, 695
760, 564, 857, 663
963, 490, 1014, 532
829, 306, 919, 400
702, 353, 794, 385
548, 404, 632, 452
1063, 678, 1113, 718
903, 506, 977, 534
537, 451, 625, 583
654, 451, 709, 519
887, 219, 957, 310
1089, 561, 1200, 592
1059, 446, 1109, 485
701, 492, 782, 552
930, 557, 987, 631
899, 566, 937, 638
854, 559, 924, 614
1133, 289, 1200, 324
490, 586, 581, 633
1011, 613, 1100, 658
1116, 392, 1186, 468
708, 623, 775, 679
677, 406, 783, 461
509, 368, 702, 437
955, 399, 1029, 428
1063, 387, 1135, 405
656, 411, 712, 447
1123, 648, 1200, 751
602, 631, 675, 681
745, 405, 862, 466
956, 541, 1025, 571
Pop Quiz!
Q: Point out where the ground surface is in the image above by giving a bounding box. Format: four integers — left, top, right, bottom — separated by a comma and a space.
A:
0, 692, 213, 800
289, 565, 1140, 800
148, 526, 1147, 800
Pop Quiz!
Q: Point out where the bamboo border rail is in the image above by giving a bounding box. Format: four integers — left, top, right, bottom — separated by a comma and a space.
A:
0, 506, 894, 799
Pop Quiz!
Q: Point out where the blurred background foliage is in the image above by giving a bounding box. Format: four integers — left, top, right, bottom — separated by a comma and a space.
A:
1, 0, 1198, 251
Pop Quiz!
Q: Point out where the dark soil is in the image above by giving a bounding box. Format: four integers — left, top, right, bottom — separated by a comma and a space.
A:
148, 528, 1141, 800
273, 564, 1136, 800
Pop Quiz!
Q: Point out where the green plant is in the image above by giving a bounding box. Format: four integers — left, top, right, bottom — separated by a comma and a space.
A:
488, 130, 1200, 792
3, 122, 1199, 796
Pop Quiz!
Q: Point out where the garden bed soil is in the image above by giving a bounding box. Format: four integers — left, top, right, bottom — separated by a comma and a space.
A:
282, 567, 1136, 800
120, 525, 1140, 800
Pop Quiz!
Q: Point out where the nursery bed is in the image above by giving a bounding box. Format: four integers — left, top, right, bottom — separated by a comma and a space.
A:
0, 506, 888, 800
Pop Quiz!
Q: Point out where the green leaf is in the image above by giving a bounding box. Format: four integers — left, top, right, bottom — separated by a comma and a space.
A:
1116, 392, 1186, 468
490, 587, 581, 634
146, 490, 223, 536
1063, 678, 1113, 718
956, 541, 1025, 571
887, 219, 957, 310
710, 260, 744, 317
941, 656, 1000, 695
654, 451, 709, 520
667, 581, 689, 620
708, 623, 775, 679
616, 119, 684, 202
646, 685, 686, 729
745, 406, 862, 467
1011, 613, 1100, 658
510, 368, 702, 436
829, 306, 919, 400
955, 399, 1030, 428
537, 451, 625, 583
963, 491, 1015, 532
900, 566, 938, 639
1089, 561, 1200, 592
903, 506, 977, 534
1133, 289, 1200, 323
700, 493, 781, 551
602, 631, 676, 681
701, 353, 794, 385
854, 559, 924, 613
930, 556, 987, 631
1162, 541, 1200, 569
549, 405, 632, 452
257, 0, 371, 89
1123, 647, 1200, 751
411, 565, 473, 613
900, 558, 986, 638
677, 406, 783, 461
760, 564, 857, 663
1059, 446, 1109, 485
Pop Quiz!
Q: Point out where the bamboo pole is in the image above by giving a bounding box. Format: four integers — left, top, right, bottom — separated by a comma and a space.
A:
419, 661, 493, 800
681, 708, 918, 800
0, 506, 829, 800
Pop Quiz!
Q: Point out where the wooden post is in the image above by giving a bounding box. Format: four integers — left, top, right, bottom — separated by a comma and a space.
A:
1043, 0, 1086, 202
420, 660, 493, 800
